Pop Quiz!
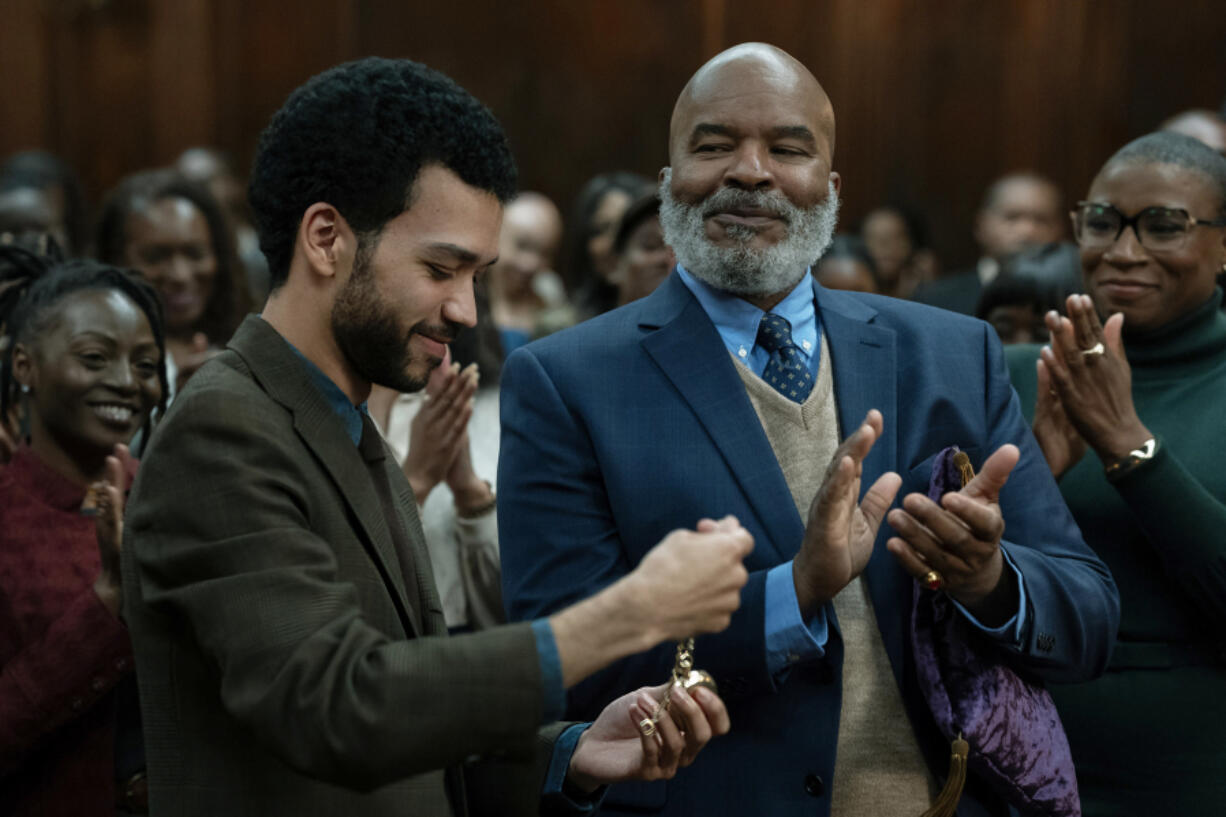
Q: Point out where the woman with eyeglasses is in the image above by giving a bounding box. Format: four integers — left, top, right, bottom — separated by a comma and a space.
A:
1005, 131, 1226, 815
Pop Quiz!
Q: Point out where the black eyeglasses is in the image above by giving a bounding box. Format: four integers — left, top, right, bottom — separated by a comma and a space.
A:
1071, 202, 1226, 252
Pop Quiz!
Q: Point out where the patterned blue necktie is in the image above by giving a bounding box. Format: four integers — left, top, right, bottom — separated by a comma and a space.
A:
756, 313, 813, 403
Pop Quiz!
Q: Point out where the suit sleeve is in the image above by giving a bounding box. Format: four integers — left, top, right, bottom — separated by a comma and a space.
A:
498, 346, 775, 719
124, 386, 547, 791
978, 325, 1120, 681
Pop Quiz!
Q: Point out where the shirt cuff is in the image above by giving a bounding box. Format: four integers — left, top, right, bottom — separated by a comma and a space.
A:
532, 618, 566, 723
949, 544, 1027, 644
540, 723, 606, 814
764, 562, 828, 677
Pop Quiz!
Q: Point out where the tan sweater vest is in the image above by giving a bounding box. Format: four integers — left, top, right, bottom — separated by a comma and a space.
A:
734, 335, 934, 815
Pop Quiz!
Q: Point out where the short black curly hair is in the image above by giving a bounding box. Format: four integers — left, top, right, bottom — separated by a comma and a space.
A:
249, 57, 518, 289
1108, 131, 1226, 219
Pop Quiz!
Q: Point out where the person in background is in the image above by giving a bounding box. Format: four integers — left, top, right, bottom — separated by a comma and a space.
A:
0, 254, 166, 816
368, 292, 506, 633
176, 147, 272, 304
0, 187, 69, 254
1159, 109, 1226, 155
120, 57, 748, 815
858, 204, 937, 298
975, 242, 1081, 345
0, 241, 64, 463
486, 191, 564, 355
96, 169, 250, 398
912, 172, 1064, 315
1006, 132, 1226, 816
561, 171, 653, 321
609, 192, 674, 306
500, 42, 1118, 816
814, 234, 879, 294
0, 151, 89, 257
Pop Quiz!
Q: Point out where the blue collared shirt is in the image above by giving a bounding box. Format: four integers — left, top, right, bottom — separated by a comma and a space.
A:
676, 267, 1027, 677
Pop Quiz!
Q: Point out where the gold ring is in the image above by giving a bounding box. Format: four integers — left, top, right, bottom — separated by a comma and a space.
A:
1081, 342, 1105, 358
923, 570, 944, 591
638, 718, 656, 737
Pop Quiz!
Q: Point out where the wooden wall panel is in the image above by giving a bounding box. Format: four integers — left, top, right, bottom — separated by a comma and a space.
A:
0, 0, 52, 151
2, 0, 1224, 265
148, 0, 215, 162
52, 0, 156, 201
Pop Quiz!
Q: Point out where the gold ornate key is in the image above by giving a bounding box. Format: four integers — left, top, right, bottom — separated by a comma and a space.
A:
638, 638, 717, 737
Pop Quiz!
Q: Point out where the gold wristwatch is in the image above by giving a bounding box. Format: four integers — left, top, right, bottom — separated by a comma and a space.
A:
1104, 437, 1158, 481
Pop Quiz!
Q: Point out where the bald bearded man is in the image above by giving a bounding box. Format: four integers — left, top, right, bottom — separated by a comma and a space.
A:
500, 44, 1118, 816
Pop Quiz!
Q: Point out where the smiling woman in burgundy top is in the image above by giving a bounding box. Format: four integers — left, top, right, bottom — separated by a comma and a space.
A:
0, 255, 166, 815
1005, 132, 1226, 815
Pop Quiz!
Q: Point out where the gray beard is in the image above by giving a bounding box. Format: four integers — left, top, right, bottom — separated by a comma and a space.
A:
658, 167, 840, 297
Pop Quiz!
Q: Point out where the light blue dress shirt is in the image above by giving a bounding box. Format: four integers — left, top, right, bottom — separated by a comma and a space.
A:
676, 267, 1028, 678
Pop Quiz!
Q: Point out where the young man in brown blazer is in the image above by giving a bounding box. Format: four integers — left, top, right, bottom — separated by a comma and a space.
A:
120, 58, 753, 815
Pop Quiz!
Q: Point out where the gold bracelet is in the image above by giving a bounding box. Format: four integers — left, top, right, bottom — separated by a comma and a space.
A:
1104, 438, 1158, 481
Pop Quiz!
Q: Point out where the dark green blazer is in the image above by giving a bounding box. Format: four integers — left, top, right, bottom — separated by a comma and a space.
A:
122, 316, 555, 816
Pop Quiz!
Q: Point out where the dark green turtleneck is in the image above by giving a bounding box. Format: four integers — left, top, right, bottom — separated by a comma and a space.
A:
1006, 289, 1226, 815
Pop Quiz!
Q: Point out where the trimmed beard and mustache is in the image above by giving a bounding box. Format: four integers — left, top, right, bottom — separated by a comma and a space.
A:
331, 238, 458, 394
658, 167, 841, 297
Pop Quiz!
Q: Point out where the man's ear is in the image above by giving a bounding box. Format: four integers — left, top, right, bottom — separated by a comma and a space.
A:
829, 171, 842, 196
298, 202, 354, 280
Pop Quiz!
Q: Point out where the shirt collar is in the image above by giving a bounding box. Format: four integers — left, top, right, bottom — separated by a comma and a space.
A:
284, 341, 368, 447
676, 264, 819, 360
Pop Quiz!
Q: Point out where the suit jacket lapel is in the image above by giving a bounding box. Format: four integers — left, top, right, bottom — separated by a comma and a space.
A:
815, 284, 907, 680
388, 463, 449, 637
639, 274, 803, 565
226, 316, 423, 636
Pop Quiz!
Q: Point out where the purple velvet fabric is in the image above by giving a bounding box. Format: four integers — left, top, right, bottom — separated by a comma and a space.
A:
911, 446, 1081, 817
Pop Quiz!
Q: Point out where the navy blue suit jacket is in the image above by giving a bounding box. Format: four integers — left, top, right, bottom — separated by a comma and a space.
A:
499, 273, 1119, 817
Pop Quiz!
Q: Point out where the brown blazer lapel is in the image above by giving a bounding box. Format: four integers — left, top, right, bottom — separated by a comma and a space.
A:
386, 461, 449, 637
225, 316, 424, 636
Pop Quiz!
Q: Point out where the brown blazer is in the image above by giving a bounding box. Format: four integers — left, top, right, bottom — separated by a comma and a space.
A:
122, 316, 556, 816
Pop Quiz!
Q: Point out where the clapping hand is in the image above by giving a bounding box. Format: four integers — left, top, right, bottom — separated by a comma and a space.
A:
792, 410, 902, 615
1037, 294, 1152, 468
91, 443, 132, 617
886, 444, 1021, 625
403, 347, 478, 503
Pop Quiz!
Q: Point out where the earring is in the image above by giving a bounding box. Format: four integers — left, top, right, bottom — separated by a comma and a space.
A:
19, 384, 29, 394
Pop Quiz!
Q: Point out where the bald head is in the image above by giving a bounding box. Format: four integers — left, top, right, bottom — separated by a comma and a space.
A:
1159, 109, 1226, 155
659, 44, 842, 305
493, 191, 563, 291
670, 43, 835, 164
505, 192, 562, 245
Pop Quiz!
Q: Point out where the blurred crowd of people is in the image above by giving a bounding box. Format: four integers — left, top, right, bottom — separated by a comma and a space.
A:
1, 50, 1224, 816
